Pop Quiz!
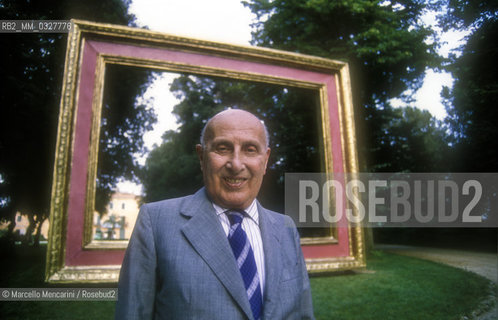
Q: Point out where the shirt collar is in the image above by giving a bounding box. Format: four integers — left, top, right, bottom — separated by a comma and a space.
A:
212, 199, 259, 226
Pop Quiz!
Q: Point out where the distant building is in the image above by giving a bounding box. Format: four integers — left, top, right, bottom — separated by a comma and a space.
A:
0, 192, 140, 242
0, 212, 49, 240
93, 192, 141, 240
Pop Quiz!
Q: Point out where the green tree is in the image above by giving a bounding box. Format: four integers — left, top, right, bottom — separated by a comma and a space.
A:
242, 0, 444, 171
96, 64, 155, 214
0, 0, 154, 245
440, 0, 498, 172
377, 107, 451, 172
437, 0, 497, 31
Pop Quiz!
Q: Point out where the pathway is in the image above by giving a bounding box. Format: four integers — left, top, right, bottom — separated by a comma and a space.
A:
375, 244, 498, 320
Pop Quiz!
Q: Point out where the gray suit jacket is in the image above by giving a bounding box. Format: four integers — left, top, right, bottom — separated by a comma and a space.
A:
115, 188, 314, 320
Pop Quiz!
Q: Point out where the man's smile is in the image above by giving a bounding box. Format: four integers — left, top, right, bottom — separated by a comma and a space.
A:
223, 177, 248, 188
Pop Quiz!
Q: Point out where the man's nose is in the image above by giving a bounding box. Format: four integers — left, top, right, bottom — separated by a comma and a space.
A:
227, 150, 244, 172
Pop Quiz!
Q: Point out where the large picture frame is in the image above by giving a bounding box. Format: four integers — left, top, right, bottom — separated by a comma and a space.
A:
45, 19, 365, 283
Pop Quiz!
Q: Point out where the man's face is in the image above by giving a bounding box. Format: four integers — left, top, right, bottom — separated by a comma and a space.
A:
196, 111, 270, 209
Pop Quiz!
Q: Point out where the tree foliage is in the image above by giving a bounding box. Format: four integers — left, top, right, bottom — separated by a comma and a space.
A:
378, 0, 498, 246
0, 0, 154, 244
96, 64, 155, 214
375, 107, 450, 172
440, 0, 498, 172
438, 0, 498, 31
242, 0, 444, 172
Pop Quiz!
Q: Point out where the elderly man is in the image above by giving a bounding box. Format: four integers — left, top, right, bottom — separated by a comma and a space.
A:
115, 109, 314, 320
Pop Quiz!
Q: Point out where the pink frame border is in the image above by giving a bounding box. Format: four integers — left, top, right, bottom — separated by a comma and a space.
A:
64, 37, 351, 267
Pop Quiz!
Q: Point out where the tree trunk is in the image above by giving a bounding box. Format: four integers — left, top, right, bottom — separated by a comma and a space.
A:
33, 228, 41, 247
23, 213, 36, 246
6, 211, 17, 243
33, 216, 46, 247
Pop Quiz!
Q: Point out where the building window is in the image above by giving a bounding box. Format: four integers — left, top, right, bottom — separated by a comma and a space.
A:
121, 203, 125, 210
17, 215, 22, 222
109, 202, 113, 209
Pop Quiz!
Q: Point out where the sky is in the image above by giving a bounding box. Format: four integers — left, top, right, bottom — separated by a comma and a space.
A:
117, 0, 467, 194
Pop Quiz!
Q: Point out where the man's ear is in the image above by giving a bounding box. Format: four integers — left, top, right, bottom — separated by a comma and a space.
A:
195, 144, 204, 170
264, 148, 271, 173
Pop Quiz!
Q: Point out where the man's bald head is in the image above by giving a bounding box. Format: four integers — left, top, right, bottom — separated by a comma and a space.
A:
200, 109, 270, 148
196, 108, 271, 209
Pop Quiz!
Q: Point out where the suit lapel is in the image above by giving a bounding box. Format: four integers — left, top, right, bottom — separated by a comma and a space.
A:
258, 203, 283, 320
180, 188, 253, 320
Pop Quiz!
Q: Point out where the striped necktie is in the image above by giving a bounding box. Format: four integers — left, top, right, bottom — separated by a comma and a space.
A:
226, 209, 263, 320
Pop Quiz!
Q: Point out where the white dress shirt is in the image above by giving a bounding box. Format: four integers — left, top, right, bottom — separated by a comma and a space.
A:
212, 200, 265, 295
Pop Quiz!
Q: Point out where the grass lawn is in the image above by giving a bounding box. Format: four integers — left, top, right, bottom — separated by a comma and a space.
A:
0, 243, 116, 319
311, 250, 494, 320
0, 244, 493, 319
